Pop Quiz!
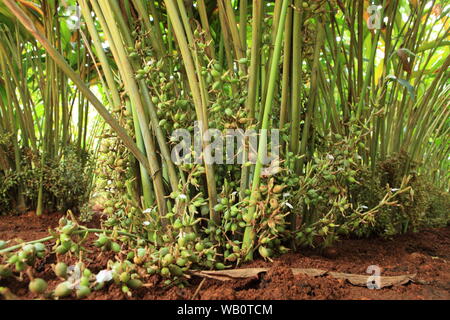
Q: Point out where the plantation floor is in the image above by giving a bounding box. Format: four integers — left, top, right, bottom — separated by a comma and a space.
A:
0, 212, 449, 300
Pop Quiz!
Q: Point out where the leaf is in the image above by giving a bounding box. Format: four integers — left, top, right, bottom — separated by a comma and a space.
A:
396, 78, 416, 102
396, 48, 413, 73
291, 268, 328, 277
191, 268, 417, 288
385, 75, 416, 102
329, 272, 416, 288
191, 268, 268, 281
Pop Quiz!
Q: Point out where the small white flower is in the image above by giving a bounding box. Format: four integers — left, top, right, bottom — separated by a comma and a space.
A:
143, 208, 153, 214
178, 194, 187, 200
283, 192, 291, 198
96, 270, 113, 283
143, 221, 150, 226
326, 154, 335, 161
284, 202, 294, 209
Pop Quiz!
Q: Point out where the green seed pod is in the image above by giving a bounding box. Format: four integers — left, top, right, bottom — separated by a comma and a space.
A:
160, 267, 170, 278
177, 237, 186, 248
347, 177, 357, 184
111, 242, 121, 253
226, 253, 237, 262
58, 217, 68, 227
158, 247, 169, 257
213, 63, 222, 72
147, 265, 158, 275
129, 52, 139, 59
238, 57, 248, 64
29, 278, 48, 294
176, 257, 187, 267
80, 276, 90, 287
168, 264, 184, 277
54, 282, 72, 298
76, 285, 91, 299
7, 254, 19, 264
122, 285, 130, 294
242, 213, 253, 223
258, 246, 271, 258
55, 245, 70, 255
126, 251, 135, 261
185, 232, 196, 242
54, 262, 68, 278
97, 235, 109, 246
22, 244, 35, 255
61, 224, 76, 235
18, 250, 30, 261
34, 243, 46, 252
173, 218, 183, 230
215, 263, 226, 270
224, 108, 233, 117
127, 279, 143, 289
180, 250, 191, 259
194, 242, 204, 252
329, 186, 340, 194
70, 243, 79, 253
119, 272, 131, 283
162, 253, 175, 266
212, 80, 222, 90
15, 261, 26, 272
103, 207, 114, 215
0, 265, 12, 278
159, 119, 167, 127
210, 69, 221, 78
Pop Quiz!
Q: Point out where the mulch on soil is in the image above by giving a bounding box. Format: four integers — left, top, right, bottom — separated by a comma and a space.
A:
0, 212, 449, 300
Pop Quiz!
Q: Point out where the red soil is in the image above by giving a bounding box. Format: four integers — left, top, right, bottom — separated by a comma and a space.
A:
0, 212, 449, 300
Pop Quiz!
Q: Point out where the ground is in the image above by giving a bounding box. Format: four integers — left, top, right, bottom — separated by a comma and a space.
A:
0, 211, 449, 300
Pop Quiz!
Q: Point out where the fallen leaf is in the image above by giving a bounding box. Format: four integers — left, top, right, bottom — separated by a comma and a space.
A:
291, 268, 328, 277
191, 268, 417, 288
329, 272, 416, 288
191, 268, 268, 281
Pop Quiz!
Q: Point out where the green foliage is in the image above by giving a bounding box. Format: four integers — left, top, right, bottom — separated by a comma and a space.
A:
0, 145, 93, 214
293, 142, 450, 247
0, 0, 447, 286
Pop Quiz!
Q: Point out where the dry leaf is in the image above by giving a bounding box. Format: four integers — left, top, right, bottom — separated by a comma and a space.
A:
329, 272, 416, 288
191, 268, 416, 288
